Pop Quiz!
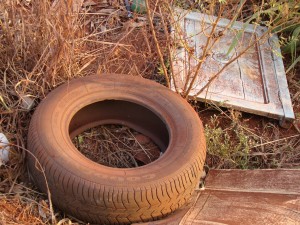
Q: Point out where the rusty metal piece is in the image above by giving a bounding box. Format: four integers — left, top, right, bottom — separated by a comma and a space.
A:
172, 9, 295, 126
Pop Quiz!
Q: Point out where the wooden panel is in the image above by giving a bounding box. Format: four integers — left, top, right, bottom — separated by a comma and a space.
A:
188, 20, 245, 100
136, 169, 300, 225
181, 169, 300, 225
175, 15, 268, 104
269, 35, 296, 124
182, 190, 300, 225
172, 9, 295, 124
205, 169, 300, 194
237, 32, 266, 103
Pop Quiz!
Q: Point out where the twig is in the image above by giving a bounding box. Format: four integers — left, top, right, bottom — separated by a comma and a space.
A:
145, 0, 170, 88
8, 143, 56, 224
183, 6, 225, 97
159, 5, 179, 93
192, 30, 269, 97
251, 134, 300, 149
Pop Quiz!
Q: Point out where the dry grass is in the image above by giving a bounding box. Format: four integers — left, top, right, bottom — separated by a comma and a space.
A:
201, 105, 300, 169
0, 0, 166, 223
0, 196, 44, 224
73, 124, 161, 168
0, 0, 299, 224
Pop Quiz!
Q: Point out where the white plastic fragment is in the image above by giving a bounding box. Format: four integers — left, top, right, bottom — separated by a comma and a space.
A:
0, 133, 10, 166
20, 94, 35, 110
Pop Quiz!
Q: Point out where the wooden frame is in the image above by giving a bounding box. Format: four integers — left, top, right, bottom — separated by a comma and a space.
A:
172, 9, 295, 126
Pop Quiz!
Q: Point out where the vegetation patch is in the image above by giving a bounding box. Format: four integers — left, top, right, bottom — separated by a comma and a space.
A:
72, 125, 160, 168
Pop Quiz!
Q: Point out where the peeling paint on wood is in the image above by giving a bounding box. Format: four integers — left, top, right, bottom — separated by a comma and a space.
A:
172, 9, 295, 126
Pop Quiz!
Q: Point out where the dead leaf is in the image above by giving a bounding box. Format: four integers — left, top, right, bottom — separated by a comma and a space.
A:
38, 200, 50, 219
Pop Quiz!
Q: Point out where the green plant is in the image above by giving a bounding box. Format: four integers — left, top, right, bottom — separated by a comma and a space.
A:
205, 114, 253, 169
281, 25, 300, 73
259, 1, 300, 72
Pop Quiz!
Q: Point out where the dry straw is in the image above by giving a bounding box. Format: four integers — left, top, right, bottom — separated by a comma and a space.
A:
0, 0, 164, 223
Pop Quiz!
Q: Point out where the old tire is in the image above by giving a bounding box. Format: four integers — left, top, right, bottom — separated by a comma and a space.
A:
27, 74, 206, 224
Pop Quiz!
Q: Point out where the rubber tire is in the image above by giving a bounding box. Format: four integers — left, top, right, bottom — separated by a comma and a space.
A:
27, 74, 206, 224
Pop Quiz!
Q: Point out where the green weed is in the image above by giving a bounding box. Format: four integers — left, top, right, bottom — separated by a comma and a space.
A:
205, 114, 253, 169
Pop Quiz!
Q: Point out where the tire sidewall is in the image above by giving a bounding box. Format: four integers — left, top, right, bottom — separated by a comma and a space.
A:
29, 74, 205, 188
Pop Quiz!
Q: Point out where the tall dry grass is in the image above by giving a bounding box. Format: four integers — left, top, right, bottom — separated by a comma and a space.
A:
0, 0, 164, 223
0, 1, 99, 223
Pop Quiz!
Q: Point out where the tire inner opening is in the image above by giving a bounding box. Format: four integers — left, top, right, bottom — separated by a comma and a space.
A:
68, 100, 170, 168
72, 124, 162, 168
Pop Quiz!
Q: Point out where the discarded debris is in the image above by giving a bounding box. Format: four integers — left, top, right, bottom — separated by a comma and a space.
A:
0, 133, 10, 166
72, 125, 161, 168
172, 9, 295, 127
131, 0, 146, 13
20, 94, 35, 110
124, 0, 133, 18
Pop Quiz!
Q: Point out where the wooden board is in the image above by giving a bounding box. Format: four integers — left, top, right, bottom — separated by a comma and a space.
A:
181, 190, 300, 225
205, 169, 300, 194
136, 169, 300, 225
172, 9, 295, 126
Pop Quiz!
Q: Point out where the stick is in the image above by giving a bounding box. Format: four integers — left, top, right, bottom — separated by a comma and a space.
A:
145, 0, 170, 88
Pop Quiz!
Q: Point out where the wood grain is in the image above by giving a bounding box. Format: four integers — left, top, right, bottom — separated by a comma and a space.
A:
137, 169, 300, 225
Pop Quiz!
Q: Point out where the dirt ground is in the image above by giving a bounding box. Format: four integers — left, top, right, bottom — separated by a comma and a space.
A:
0, 0, 299, 224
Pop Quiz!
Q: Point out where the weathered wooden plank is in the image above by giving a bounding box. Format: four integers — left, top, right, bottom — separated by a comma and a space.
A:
172, 51, 185, 90
136, 169, 300, 225
237, 31, 266, 103
182, 190, 300, 225
205, 169, 300, 194
269, 35, 296, 124
204, 30, 244, 100
257, 31, 282, 107
183, 18, 198, 91
187, 19, 245, 100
